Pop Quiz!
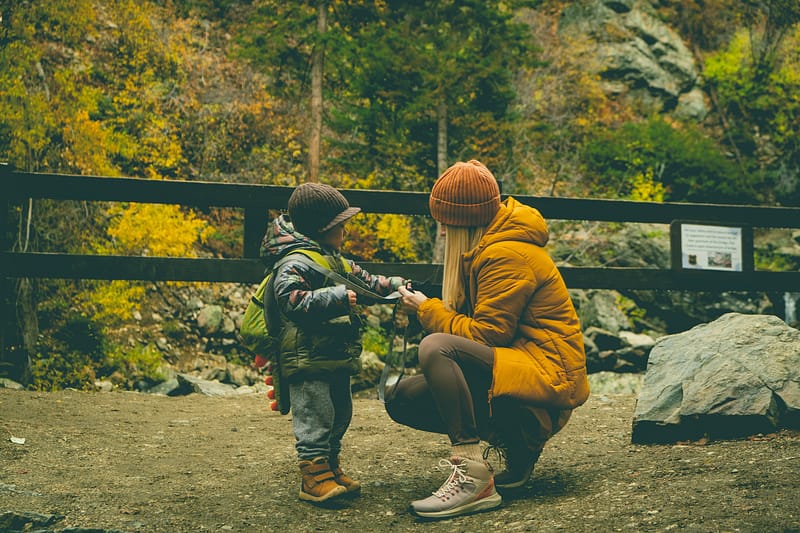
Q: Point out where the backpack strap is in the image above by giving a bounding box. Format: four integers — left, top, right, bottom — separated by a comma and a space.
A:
280, 250, 400, 304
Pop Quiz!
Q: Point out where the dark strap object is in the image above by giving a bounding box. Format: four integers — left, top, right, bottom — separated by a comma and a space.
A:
378, 284, 416, 402
286, 253, 402, 304
377, 315, 408, 403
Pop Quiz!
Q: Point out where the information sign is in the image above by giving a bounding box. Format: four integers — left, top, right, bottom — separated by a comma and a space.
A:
670, 221, 753, 272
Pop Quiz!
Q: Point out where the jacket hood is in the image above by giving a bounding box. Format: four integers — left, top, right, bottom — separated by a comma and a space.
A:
259, 214, 322, 270
481, 196, 549, 249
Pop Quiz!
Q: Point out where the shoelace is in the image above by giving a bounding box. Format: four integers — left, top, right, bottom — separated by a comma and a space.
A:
432, 458, 469, 498
482, 444, 507, 470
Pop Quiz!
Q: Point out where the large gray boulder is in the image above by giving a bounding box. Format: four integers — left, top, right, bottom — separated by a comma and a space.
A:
559, 0, 706, 119
632, 313, 800, 443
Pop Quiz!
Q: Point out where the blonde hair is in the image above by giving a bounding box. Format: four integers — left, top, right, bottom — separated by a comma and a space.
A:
441, 225, 487, 311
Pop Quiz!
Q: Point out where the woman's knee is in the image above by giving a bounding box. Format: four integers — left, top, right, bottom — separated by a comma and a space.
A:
417, 332, 449, 370
383, 386, 414, 428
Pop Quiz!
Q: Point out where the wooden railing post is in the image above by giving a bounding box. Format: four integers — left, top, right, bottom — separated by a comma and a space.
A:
243, 207, 266, 260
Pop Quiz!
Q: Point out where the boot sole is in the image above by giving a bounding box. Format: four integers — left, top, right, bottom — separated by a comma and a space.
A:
298, 485, 347, 503
341, 484, 361, 497
410, 492, 502, 519
496, 477, 530, 490
495, 458, 537, 490
495, 469, 534, 490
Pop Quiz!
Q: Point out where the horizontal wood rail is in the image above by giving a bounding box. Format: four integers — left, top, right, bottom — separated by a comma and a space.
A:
3, 169, 800, 291
1, 252, 798, 291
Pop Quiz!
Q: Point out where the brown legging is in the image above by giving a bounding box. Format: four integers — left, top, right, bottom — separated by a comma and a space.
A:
384, 332, 494, 445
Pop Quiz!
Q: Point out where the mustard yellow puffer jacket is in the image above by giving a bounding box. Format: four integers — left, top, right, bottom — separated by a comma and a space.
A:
417, 197, 590, 410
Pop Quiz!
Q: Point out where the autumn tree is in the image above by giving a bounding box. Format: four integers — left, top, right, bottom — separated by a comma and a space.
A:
704, 1, 800, 205
326, 1, 539, 259
0, 0, 219, 384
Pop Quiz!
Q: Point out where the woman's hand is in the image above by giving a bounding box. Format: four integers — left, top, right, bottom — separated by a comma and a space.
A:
398, 285, 428, 314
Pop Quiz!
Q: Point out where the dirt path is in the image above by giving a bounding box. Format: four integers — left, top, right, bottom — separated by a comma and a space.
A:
1, 387, 798, 532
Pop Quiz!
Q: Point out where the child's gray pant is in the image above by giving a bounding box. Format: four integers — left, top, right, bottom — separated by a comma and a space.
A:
290, 371, 352, 461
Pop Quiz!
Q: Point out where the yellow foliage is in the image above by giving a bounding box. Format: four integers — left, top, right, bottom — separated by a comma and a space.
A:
81, 280, 146, 324
101, 203, 213, 257
81, 202, 214, 324
375, 214, 419, 261
62, 107, 120, 176
344, 213, 419, 262
333, 172, 422, 262
629, 168, 665, 202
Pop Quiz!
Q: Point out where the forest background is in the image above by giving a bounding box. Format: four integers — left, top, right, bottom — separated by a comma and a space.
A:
1, 0, 799, 390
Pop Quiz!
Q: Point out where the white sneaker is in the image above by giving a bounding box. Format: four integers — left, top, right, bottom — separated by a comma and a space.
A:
409, 457, 502, 519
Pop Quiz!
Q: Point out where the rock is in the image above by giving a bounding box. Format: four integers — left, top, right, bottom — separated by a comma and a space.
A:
147, 378, 181, 396
574, 290, 633, 333
0, 378, 24, 390
197, 305, 224, 335
190, 354, 227, 372
353, 351, 384, 392
221, 315, 236, 335
0, 510, 64, 530
201, 367, 227, 382
230, 310, 245, 331
94, 380, 114, 392
675, 87, 708, 121
613, 345, 649, 372
559, 0, 705, 117
225, 364, 255, 387
176, 373, 237, 397
585, 326, 625, 351
584, 327, 653, 373
632, 313, 800, 443
588, 371, 644, 395
619, 331, 656, 349
583, 333, 599, 361
187, 296, 204, 310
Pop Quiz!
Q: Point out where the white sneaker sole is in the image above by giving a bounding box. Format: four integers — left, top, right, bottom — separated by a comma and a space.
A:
411, 492, 502, 519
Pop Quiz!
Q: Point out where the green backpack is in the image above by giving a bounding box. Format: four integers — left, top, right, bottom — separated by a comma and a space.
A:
240, 249, 351, 414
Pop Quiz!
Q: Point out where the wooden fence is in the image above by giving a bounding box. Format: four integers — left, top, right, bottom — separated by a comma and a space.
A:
3, 168, 799, 293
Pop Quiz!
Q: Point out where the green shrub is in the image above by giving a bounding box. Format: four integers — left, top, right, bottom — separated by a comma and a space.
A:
361, 325, 389, 357
161, 319, 186, 339
582, 117, 757, 204
101, 344, 167, 387
29, 312, 168, 390
30, 314, 105, 391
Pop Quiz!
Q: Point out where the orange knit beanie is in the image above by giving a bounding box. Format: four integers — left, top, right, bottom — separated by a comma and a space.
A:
429, 160, 501, 227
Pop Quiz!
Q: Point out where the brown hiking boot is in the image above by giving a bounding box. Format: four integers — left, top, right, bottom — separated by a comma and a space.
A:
298, 457, 347, 502
330, 456, 361, 495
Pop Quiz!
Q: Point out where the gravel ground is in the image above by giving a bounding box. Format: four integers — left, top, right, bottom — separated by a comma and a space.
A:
1, 373, 798, 532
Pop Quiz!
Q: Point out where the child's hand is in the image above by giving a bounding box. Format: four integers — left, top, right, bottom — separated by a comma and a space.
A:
347, 289, 357, 307
398, 285, 427, 314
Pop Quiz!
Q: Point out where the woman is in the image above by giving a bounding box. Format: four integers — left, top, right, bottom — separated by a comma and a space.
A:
386, 160, 589, 519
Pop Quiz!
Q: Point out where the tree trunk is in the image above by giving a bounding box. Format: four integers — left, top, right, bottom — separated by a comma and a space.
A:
433, 100, 448, 263
308, 1, 327, 183
2, 199, 36, 383
15, 277, 36, 383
